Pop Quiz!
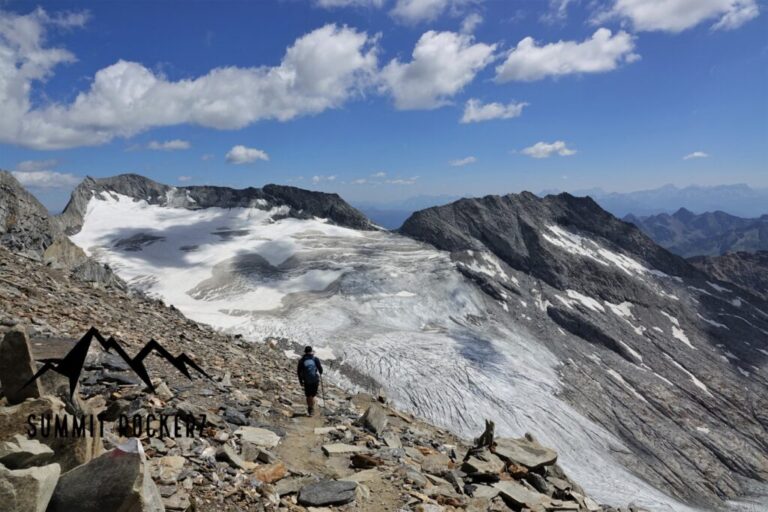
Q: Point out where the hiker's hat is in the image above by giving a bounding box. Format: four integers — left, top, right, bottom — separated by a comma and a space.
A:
304, 346, 313, 354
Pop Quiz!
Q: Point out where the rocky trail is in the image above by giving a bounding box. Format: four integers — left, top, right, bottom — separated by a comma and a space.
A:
0, 245, 638, 512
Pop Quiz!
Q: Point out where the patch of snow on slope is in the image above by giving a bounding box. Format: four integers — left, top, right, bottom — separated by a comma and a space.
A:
566, 290, 604, 312
664, 354, 712, 396
697, 314, 729, 330
542, 225, 668, 279
660, 312, 695, 349
707, 281, 731, 293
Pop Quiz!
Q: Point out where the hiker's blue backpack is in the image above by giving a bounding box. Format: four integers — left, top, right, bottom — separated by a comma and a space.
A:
302, 357, 320, 383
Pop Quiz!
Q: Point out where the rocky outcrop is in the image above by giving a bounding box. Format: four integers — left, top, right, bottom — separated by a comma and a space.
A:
0, 171, 61, 259
690, 250, 768, 300
401, 192, 768, 508
626, 207, 768, 257
59, 174, 374, 234
0, 171, 122, 288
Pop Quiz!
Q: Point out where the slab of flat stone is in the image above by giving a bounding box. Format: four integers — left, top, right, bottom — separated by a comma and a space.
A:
321, 443, 368, 456
462, 450, 505, 475
493, 480, 550, 507
298, 479, 357, 507
234, 427, 281, 448
494, 437, 557, 469
382, 432, 402, 449
472, 484, 500, 500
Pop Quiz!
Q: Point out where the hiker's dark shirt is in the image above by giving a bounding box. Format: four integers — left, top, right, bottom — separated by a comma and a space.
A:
297, 354, 323, 386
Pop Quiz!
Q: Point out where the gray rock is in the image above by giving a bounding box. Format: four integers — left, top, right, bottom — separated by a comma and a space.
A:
0, 171, 61, 257
358, 404, 388, 435
0, 328, 43, 405
493, 437, 557, 470
0, 461, 61, 512
492, 480, 549, 507
462, 449, 505, 475
298, 479, 357, 507
0, 435, 54, 470
215, 444, 250, 470
234, 426, 281, 448
47, 438, 163, 512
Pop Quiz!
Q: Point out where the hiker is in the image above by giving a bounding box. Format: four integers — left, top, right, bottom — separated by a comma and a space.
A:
297, 345, 323, 415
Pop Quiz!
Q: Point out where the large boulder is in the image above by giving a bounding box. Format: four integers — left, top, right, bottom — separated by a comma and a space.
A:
0, 462, 60, 512
298, 479, 357, 507
0, 435, 53, 469
0, 328, 44, 404
358, 404, 388, 435
47, 438, 163, 512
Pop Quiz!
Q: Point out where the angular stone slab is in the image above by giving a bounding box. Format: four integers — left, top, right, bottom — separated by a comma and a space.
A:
0, 328, 43, 405
494, 437, 557, 469
322, 443, 368, 456
493, 480, 550, 507
462, 449, 505, 475
234, 426, 281, 448
48, 438, 163, 512
298, 479, 357, 507
0, 462, 61, 512
358, 404, 388, 435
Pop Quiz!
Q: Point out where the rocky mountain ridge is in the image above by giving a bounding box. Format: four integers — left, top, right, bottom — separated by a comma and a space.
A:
625, 208, 768, 257
59, 174, 374, 235
0, 170, 122, 288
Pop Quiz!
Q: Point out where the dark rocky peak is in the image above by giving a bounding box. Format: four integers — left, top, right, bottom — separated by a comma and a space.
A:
0, 170, 62, 258
401, 190, 698, 297
59, 174, 374, 235
672, 207, 696, 222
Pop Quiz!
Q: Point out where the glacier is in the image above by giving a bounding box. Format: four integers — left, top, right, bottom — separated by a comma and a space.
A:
70, 192, 705, 511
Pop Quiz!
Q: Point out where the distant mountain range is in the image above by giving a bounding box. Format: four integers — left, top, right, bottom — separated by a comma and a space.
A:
555, 183, 768, 218
625, 208, 768, 257
354, 184, 768, 229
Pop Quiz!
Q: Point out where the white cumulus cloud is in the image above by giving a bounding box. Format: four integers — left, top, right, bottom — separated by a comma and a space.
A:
312, 175, 337, 183
495, 28, 638, 82
15, 159, 59, 172
595, 0, 759, 32
460, 13, 483, 34
0, 10, 378, 149
390, 0, 468, 24
147, 139, 190, 151
225, 145, 269, 164
178, 175, 192, 182
381, 30, 496, 109
521, 140, 576, 158
12, 164, 80, 188
683, 151, 709, 160
461, 99, 527, 123
449, 156, 477, 166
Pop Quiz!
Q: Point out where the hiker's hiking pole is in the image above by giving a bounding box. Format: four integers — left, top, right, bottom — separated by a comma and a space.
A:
320, 376, 327, 413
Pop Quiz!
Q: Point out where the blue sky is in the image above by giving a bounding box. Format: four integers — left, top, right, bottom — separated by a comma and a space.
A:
1, 0, 766, 212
